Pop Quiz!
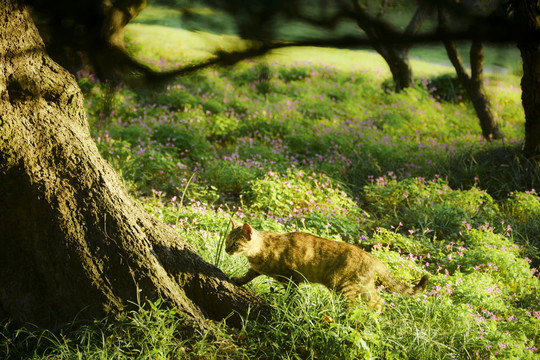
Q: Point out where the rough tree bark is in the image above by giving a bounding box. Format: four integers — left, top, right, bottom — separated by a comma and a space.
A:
513, 0, 540, 158
438, 6, 504, 140
0, 0, 265, 329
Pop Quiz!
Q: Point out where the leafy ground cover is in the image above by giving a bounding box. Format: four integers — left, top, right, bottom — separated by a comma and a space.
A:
2, 20, 539, 360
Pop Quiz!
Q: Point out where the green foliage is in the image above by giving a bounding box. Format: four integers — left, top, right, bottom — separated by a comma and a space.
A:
503, 190, 540, 223
205, 160, 260, 196
0, 300, 238, 360
15, 20, 536, 360
419, 74, 468, 103
248, 170, 368, 239
363, 177, 499, 240
276, 66, 313, 83
152, 123, 210, 159
153, 85, 199, 110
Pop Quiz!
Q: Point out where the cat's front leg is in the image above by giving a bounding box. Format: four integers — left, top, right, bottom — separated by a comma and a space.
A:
231, 268, 261, 285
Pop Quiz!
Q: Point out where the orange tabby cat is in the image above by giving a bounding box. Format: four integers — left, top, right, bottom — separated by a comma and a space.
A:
225, 218, 429, 310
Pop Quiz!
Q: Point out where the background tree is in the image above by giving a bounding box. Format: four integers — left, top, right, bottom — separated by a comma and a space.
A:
438, 0, 504, 140
348, 0, 434, 92
194, 0, 433, 92
185, 0, 538, 148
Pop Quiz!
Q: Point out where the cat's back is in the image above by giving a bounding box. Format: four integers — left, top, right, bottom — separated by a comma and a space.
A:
261, 230, 364, 257
256, 230, 373, 285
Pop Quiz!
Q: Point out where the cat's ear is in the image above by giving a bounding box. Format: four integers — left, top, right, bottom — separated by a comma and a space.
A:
242, 223, 254, 240
230, 217, 242, 229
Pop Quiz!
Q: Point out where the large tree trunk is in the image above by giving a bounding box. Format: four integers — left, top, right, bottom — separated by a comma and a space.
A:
438, 7, 504, 140
514, 0, 540, 158
0, 0, 265, 329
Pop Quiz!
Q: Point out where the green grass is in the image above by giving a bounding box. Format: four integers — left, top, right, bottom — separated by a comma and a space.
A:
3, 13, 539, 360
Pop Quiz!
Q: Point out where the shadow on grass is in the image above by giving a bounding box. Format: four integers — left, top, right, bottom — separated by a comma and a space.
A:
445, 145, 540, 199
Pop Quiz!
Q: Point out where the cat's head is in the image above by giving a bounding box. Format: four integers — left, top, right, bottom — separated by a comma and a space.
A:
225, 218, 254, 255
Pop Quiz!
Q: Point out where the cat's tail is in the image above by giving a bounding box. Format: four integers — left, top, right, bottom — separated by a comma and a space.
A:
375, 262, 429, 297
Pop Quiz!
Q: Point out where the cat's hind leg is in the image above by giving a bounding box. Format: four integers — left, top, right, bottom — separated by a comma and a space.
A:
339, 280, 383, 312
360, 280, 383, 312
366, 287, 383, 312
274, 275, 301, 297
